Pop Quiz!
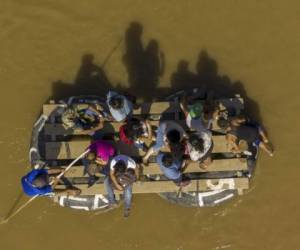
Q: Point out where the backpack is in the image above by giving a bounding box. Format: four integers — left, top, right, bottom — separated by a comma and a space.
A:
115, 169, 136, 188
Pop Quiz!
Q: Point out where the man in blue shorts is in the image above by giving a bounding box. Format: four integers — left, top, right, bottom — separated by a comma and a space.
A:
21, 168, 81, 197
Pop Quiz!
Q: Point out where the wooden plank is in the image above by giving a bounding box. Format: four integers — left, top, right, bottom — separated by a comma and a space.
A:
60, 158, 247, 178
42, 102, 176, 117
43, 97, 244, 117
45, 134, 231, 160
142, 158, 247, 175
133, 102, 177, 114
44, 121, 161, 135
45, 140, 141, 160
43, 103, 66, 117
55, 177, 249, 195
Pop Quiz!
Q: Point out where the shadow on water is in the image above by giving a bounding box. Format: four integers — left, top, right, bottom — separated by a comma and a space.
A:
122, 21, 165, 100
171, 50, 262, 122
51, 53, 111, 100
51, 21, 261, 123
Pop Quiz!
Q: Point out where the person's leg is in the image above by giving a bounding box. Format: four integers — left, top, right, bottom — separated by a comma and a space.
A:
201, 156, 212, 169
82, 158, 89, 172
104, 177, 117, 204
247, 121, 269, 144
177, 175, 190, 187
258, 127, 269, 143
124, 185, 132, 210
259, 142, 274, 157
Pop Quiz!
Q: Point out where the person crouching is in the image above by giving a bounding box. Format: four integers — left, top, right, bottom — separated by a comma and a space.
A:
104, 155, 138, 218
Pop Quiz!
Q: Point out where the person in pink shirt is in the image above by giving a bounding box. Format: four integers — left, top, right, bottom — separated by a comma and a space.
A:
83, 140, 116, 177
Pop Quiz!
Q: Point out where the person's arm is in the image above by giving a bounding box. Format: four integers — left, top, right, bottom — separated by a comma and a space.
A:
180, 159, 188, 173
226, 134, 240, 153
88, 105, 105, 130
145, 120, 153, 140
90, 120, 104, 132
179, 95, 189, 117
94, 157, 103, 165
142, 147, 155, 164
134, 166, 139, 181
110, 169, 123, 191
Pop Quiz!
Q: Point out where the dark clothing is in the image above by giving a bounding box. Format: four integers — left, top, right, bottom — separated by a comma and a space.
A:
82, 158, 110, 176
21, 169, 53, 196
228, 125, 260, 145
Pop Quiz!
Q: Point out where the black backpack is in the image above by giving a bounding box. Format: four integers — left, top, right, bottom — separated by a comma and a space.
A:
115, 169, 136, 188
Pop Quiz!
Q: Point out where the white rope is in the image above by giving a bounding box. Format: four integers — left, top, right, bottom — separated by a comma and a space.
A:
1, 149, 90, 224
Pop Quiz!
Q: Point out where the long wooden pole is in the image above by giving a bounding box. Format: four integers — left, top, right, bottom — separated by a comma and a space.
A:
0, 149, 90, 224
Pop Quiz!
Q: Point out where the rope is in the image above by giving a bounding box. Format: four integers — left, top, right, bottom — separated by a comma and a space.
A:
0, 149, 90, 224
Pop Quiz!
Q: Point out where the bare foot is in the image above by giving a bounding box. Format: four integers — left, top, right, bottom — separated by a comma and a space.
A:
199, 163, 208, 169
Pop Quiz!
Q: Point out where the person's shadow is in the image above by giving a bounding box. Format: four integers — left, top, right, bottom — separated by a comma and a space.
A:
51, 53, 111, 100
123, 22, 165, 100
50, 22, 262, 124
171, 49, 262, 123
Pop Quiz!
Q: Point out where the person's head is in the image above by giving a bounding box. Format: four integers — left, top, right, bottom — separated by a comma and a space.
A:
86, 151, 96, 161
32, 174, 48, 188
166, 129, 181, 144
114, 160, 127, 173
161, 153, 174, 168
128, 121, 144, 140
109, 96, 124, 110
188, 135, 204, 152
217, 117, 231, 131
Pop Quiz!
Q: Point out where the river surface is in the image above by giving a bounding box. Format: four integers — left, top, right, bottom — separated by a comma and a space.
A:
0, 1, 299, 249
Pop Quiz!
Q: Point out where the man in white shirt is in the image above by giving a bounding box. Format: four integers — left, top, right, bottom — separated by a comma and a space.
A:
104, 155, 138, 217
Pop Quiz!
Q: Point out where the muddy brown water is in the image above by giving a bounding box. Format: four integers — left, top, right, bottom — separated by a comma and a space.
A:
0, 1, 300, 249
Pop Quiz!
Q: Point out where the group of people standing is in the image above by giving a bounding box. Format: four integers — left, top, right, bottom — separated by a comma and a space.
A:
21, 90, 273, 217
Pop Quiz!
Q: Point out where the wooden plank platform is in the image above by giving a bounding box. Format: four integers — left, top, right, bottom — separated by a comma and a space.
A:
45, 135, 231, 160
61, 158, 247, 178
43, 97, 248, 196
55, 177, 249, 195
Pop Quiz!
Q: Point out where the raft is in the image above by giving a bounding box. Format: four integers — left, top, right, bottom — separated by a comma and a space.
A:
29, 93, 257, 211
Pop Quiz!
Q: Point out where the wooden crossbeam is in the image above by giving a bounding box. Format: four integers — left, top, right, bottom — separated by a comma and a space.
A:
43, 121, 161, 136
59, 158, 247, 178
43, 101, 176, 117
55, 177, 249, 195
45, 135, 231, 160
141, 158, 246, 175
43, 98, 244, 117
45, 140, 141, 160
